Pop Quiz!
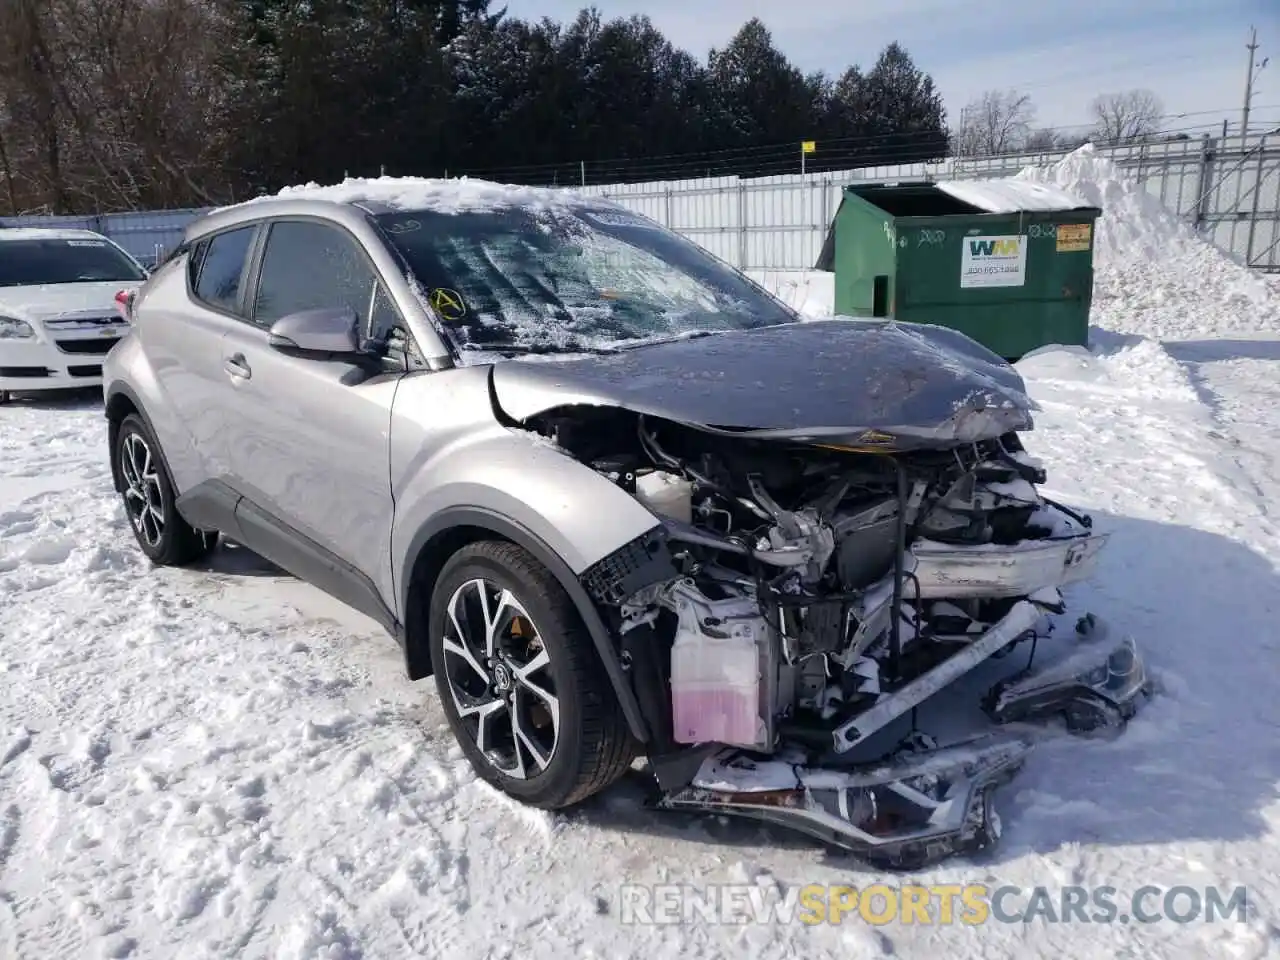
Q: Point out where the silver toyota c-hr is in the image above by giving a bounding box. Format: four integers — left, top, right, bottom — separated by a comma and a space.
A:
103, 178, 1147, 868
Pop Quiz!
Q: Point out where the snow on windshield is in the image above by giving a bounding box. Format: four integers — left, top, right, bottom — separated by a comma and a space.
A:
377, 204, 794, 353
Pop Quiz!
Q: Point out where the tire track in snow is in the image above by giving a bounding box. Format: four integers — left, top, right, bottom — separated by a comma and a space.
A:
1166, 337, 1280, 542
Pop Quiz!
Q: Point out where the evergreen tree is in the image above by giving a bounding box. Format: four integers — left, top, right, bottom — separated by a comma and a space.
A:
0, 0, 957, 210
707, 18, 815, 164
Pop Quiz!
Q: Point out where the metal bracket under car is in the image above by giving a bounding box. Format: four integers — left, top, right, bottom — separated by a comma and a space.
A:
830, 598, 1044, 753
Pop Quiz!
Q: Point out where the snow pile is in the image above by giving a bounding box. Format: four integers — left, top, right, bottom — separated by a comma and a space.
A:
746, 269, 834, 317
1019, 336, 1203, 409
1016, 144, 1280, 341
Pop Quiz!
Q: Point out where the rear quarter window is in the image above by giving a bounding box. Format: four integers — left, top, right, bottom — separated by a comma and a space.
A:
191, 226, 256, 314
186, 242, 207, 288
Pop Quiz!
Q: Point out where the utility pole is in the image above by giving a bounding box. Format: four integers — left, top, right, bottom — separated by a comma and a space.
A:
1242, 26, 1268, 140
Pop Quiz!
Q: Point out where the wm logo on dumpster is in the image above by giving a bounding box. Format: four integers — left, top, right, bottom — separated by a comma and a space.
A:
968, 238, 1021, 257
960, 234, 1027, 289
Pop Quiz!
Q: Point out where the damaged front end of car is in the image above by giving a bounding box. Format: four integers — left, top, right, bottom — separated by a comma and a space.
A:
491, 322, 1151, 866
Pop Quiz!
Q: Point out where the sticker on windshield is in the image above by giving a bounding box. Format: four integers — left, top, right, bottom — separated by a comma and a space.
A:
66, 240, 106, 247
428, 287, 466, 322
386, 219, 421, 235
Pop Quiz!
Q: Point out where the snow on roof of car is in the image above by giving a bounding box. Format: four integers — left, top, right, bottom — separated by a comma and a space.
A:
935, 177, 1093, 213
228, 175, 624, 216
0, 227, 111, 242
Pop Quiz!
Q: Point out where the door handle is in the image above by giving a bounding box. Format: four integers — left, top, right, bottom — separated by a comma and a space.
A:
223, 353, 251, 379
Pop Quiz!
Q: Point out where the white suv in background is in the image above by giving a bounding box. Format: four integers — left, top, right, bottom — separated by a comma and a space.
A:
0, 227, 146, 404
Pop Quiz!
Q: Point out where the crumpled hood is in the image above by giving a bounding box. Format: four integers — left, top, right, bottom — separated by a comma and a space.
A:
0, 282, 130, 323
490, 319, 1036, 448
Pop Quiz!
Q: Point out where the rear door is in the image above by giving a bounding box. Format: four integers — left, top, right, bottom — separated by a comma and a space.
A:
218, 217, 407, 617
149, 223, 260, 489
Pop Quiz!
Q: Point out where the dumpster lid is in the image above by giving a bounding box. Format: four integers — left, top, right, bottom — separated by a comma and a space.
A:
935, 177, 1092, 214
812, 176, 1097, 271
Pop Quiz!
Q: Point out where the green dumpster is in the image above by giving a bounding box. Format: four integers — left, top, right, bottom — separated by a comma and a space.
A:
814, 178, 1102, 360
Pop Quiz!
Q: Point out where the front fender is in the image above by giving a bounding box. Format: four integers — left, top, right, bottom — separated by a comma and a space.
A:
391, 427, 661, 597
399, 503, 659, 741
389, 399, 664, 743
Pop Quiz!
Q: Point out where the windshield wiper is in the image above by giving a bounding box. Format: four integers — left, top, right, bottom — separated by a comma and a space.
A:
459, 341, 617, 357
616, 329, 722, 351
457, 328, 723, 358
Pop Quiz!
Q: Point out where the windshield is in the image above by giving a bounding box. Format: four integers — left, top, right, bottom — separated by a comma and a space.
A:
375, 204, 796, 354
0, 236, 147, 287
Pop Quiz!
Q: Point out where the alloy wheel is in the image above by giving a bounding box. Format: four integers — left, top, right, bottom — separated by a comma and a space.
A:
442, 577, 561, 779
120, 431, 165, 547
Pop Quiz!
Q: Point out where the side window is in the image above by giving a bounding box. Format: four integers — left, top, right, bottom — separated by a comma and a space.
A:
192, 226, 256, 313
186, 240, 207, 288
253, 221, 400, 338
369, 281, 400, 341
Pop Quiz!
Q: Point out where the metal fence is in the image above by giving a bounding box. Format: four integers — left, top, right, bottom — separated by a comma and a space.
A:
576, 132, 1280, 274
2, 133, 1277, 273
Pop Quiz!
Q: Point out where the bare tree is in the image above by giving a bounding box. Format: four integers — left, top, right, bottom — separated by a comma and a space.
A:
0, 0, 233, 215
0, 93, 20, 213
1090, 89, 1164, 143
1023, 128, 1064, 153
0, 0, 67, 213
954, 89, 1036, 156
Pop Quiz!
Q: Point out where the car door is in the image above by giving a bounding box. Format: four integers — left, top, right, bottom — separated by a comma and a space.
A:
149, 223, 259, 489
218, 217, 407, 622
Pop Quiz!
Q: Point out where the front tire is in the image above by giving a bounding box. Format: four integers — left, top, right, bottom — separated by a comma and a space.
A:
114, 414, 218, 566
428, 540, 636, 809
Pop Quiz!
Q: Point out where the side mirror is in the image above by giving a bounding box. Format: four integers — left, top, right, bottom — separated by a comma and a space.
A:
268, 306, 362, 355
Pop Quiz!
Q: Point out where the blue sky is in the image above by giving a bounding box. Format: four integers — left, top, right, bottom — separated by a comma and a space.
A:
500, 0, 1279, 134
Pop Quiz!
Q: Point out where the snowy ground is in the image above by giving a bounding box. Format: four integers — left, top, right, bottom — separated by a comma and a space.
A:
4, 147, 1280, 957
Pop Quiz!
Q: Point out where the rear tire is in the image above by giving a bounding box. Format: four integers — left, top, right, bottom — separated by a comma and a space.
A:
428, 540, 636, 809
114, 414, 218, 566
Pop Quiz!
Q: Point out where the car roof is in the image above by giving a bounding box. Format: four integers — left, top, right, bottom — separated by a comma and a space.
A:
0, 227, 113, 243
185, 176, 626, 243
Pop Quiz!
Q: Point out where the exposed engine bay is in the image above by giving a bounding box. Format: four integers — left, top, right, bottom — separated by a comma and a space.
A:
521, 404, 1150, 868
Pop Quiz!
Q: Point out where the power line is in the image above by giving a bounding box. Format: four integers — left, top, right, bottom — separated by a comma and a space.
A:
1009, 52, 1202, 95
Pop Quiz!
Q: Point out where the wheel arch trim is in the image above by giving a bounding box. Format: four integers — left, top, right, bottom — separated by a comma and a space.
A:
402, 506, 651, 742
105, 381, 177, 500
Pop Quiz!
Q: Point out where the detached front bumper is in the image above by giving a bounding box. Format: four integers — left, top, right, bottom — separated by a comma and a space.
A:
655, 734, 1032, 871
